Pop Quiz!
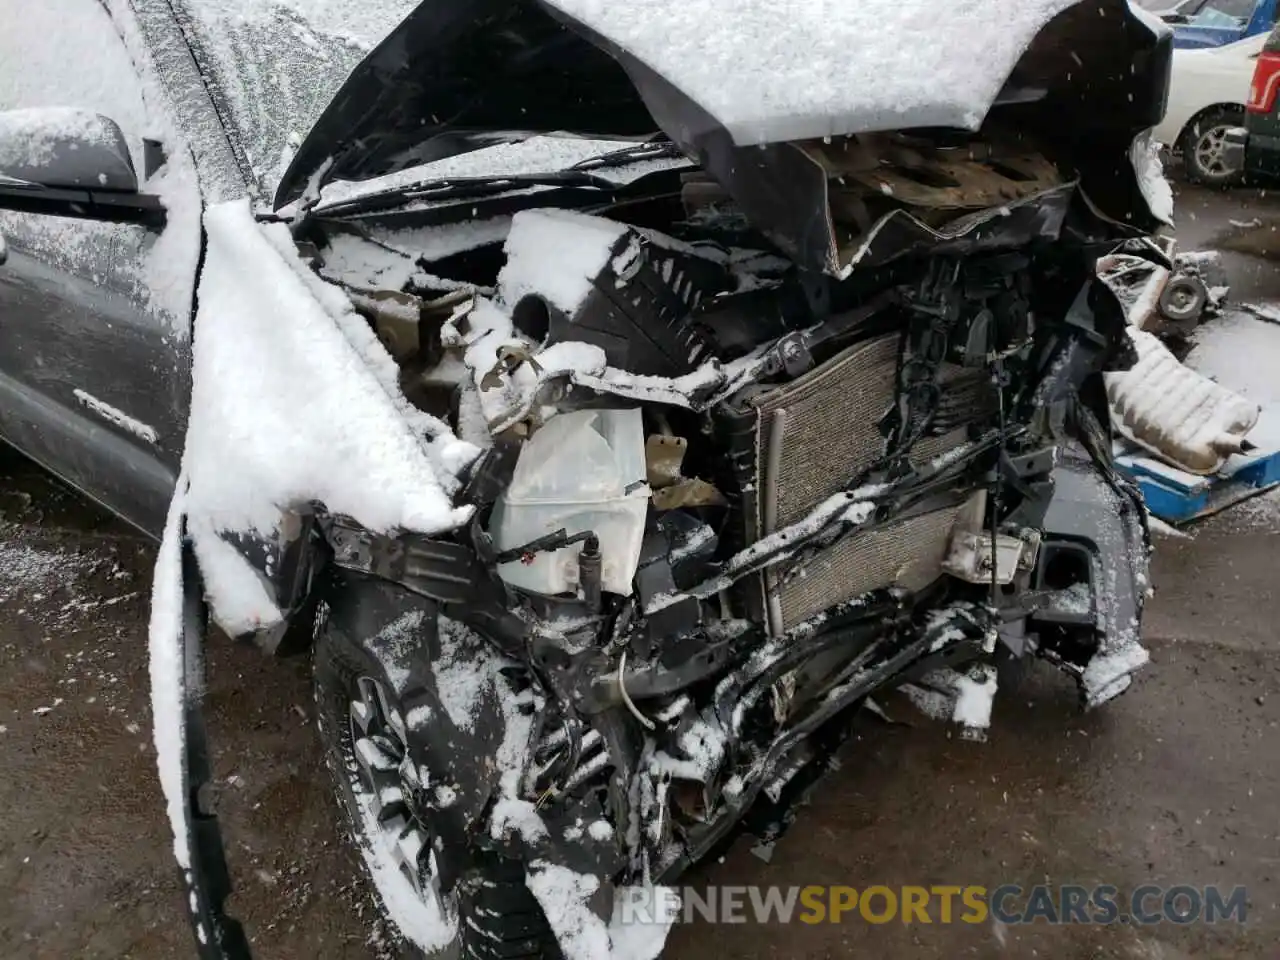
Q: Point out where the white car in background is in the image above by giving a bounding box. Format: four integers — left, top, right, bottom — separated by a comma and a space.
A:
1155, 31, 1266, 184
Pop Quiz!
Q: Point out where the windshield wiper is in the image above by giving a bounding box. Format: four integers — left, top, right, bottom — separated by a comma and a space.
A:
315, 170, 618, 217
313, 142, 688, 218
566, 140, 685, 171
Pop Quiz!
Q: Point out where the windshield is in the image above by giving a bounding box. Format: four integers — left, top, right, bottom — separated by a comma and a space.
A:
1187, 0, 1256, 27
169, 0, 417, 195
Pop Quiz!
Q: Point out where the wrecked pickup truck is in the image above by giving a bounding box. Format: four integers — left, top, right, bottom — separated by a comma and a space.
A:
0, 0, 1173, 957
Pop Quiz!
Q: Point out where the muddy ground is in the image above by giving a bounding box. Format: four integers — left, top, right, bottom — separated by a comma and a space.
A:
0, 180, 1278, 960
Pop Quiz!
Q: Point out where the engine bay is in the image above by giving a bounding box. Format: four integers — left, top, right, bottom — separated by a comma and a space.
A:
304, 126, 1120, 617
293, 121, 1152, 885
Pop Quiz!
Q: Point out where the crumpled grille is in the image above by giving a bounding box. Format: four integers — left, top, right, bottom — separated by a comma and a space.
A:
741, 334, 976, 633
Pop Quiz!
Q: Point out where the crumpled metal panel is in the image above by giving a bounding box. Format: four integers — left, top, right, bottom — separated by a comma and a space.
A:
1037, 457, 1151, 708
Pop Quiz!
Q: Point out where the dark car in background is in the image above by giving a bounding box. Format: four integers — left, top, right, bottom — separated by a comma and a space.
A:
1231, 20, 1280, 175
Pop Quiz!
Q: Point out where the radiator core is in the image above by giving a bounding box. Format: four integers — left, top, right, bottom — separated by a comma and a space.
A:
740, 334, 974, 632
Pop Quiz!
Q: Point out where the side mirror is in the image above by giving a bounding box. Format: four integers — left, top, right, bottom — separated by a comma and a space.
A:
0, 109, 138, 191
0, 109, 163, 228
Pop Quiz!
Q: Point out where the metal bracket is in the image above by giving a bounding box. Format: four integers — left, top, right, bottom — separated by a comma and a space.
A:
760, 331, 814, 378
323, 516, 492, 605
758, 293, 897, 379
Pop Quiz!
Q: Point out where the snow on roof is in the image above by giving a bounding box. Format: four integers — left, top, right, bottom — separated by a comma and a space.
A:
544, 0, 1082, 144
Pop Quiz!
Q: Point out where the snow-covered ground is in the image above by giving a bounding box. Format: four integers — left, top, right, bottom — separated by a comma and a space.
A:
1181, 308, 1280, 527
1186, 309, 1280, 452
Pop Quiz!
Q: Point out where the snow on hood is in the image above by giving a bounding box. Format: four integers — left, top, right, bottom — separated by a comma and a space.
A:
279, 0, 1173, 271
280, 0, 1131, 207
182, 199, 476, 634
542, 0, 1081, 145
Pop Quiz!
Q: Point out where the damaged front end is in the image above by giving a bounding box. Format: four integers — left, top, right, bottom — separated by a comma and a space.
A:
172, 1, 1172, 957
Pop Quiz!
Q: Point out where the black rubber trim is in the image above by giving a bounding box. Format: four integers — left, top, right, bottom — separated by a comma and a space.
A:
0, 183, 167, 228
179, 535, 253, 959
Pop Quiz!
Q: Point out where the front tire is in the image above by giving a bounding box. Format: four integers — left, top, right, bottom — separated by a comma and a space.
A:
314, 603, 558, 959
1179, 106, 1245, 187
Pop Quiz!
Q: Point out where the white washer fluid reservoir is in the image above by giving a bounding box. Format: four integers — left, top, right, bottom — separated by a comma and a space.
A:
489, 408, 649, 596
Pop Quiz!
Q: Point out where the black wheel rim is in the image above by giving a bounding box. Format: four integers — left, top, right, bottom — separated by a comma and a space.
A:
344, 673, 455, 932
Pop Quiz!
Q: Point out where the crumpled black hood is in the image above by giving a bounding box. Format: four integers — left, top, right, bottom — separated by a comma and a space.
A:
275, 0, 657, 209
278, 0, 1173, 271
